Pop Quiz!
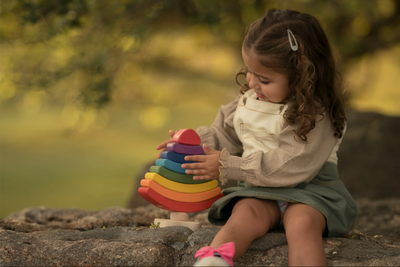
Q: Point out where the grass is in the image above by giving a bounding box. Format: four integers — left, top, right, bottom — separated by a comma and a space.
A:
0, 90, 230, 218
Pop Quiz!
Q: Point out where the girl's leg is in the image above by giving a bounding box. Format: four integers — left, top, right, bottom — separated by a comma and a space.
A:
210, 198, 281, 260
283, 203, 327, 266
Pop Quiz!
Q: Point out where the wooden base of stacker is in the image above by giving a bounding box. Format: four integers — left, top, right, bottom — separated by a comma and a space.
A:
154, 212, 200, 231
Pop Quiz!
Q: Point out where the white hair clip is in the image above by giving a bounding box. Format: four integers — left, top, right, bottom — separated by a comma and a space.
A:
287, 29, 298, 51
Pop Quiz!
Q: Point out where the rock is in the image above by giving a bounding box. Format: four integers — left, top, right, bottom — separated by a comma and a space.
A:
67, 216, 103, 230
338, 111, 400, 199
355, 198, 400, 239
4, 206, 170, 232
1, 201, 400, 266
0, 227, 182, 266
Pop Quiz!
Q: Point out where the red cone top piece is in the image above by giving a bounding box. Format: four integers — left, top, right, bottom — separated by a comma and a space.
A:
172, 129, 201, 146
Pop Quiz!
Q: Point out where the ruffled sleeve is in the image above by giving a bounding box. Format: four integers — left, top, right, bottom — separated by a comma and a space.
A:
217, 115, 338, 187
196, 96, 243, 157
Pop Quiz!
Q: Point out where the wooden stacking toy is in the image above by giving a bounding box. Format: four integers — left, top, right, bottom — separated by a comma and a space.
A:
138, 129, 224, 231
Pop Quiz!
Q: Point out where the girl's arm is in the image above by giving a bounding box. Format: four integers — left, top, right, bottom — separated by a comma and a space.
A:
156, 97, 242, 155
217, 114, 339, 187
196, 97, 243, 156
182, 97, 243, 182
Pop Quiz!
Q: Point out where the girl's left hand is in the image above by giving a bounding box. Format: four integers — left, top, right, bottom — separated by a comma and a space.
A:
182, 144, 221, 180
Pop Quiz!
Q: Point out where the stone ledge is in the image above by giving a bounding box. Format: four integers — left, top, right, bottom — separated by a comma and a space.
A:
1, 203, 400, 266
1, 224, 400, 266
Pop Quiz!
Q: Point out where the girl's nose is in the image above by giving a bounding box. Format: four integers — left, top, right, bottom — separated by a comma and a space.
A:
247, 73, 259, 89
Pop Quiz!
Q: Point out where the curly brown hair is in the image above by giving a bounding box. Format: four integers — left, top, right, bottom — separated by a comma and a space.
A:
236, 9, 346, 143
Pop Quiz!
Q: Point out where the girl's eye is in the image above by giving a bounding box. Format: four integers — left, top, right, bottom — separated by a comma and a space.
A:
260, 80, 270, 85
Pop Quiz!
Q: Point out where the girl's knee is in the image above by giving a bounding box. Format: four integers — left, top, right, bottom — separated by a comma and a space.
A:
283, 205, 326, 236
232, 198, 279, 220
230, 198, 280, 231
285, 214, 316, 232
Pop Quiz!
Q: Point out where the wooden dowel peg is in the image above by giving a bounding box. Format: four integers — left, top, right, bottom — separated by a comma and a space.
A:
170, 212, 189, 221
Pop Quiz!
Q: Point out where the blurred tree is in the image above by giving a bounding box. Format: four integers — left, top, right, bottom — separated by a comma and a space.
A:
1, 0, 399, 109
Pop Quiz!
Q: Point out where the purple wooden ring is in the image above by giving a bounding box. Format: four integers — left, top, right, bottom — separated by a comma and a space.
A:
166, 143, 204, 155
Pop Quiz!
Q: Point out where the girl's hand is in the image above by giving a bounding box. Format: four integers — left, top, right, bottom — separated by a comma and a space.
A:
182, 144, 221, 180
156, 130, 176, 151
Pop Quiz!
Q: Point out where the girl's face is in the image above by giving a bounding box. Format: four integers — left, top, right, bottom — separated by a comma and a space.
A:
242, 48, 290, 103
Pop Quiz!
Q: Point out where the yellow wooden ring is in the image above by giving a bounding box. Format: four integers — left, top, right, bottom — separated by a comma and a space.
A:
145, 172, 218, 193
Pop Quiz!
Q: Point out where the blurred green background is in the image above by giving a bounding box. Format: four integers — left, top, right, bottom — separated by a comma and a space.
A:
1, 0, 400, 218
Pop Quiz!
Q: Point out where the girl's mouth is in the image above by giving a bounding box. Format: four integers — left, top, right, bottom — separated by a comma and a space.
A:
256, 92, 266, 99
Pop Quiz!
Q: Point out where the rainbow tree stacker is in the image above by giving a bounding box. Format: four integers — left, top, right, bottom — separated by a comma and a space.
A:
138, 129, 224, 231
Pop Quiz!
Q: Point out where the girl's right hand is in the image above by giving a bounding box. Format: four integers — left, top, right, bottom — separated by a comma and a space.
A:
155, 130, 176, 151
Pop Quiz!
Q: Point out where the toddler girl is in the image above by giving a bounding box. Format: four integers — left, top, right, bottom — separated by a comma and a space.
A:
156, 8, 357, 266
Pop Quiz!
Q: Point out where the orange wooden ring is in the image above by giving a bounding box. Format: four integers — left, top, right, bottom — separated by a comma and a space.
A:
140, 179, 222, 203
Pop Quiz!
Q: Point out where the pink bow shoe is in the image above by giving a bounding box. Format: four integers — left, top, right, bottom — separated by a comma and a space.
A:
194, 242, 235, 266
